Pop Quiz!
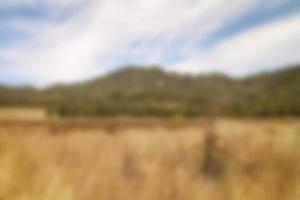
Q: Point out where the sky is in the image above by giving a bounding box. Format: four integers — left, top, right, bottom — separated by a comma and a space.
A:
0, 0, 300, 87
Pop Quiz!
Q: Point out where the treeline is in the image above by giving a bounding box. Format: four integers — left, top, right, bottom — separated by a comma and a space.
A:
1, 65, 300, 117
47, 97, 209, 117
46, 95, 300, 117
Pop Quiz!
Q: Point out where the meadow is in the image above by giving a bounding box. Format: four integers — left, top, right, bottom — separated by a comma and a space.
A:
0, 109, 299, 200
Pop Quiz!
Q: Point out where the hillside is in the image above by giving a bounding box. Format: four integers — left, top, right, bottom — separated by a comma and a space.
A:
0, 64, 299, 117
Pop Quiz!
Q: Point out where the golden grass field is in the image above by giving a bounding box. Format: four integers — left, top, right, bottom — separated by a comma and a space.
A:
0, 108, 300, 200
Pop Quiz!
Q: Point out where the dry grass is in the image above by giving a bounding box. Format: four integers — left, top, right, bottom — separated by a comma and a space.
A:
0, 111, 299, 200
0, 107, 46, 120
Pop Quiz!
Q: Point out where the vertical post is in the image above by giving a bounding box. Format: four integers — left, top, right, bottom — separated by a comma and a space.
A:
202, 106, 224, 179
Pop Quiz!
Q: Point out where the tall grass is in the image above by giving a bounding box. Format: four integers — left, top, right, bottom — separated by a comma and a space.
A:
0, 118, 299, 200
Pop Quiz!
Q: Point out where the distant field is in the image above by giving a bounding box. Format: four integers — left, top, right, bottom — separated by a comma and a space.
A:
0, 107, 46, 120
0, 108, 299, 200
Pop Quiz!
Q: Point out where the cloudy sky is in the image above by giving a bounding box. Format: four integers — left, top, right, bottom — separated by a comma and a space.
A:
0, 0, 300, 87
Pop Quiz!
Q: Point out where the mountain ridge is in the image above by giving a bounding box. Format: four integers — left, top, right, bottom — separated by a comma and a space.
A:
0, 64, 299, 117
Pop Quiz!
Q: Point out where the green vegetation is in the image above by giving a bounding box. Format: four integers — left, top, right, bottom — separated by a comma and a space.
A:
1, 64, 300, 117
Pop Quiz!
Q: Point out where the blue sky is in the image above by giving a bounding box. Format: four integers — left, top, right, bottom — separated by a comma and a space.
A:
0, 0, 300, 87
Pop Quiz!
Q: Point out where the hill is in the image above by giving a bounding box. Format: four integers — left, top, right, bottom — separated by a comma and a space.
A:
0, 64, 299, 117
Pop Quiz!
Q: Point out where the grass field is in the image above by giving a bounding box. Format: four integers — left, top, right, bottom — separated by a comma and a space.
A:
0, 109, 299, 200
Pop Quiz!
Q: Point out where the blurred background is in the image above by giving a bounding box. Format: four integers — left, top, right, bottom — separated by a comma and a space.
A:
0, 0, 300, 200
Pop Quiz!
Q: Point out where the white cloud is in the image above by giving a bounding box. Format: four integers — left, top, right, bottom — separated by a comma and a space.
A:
170, 12, 300, 76
0, 0, 299, 86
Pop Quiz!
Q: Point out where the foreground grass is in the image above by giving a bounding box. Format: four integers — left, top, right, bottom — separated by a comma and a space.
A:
0, 118, 299, 200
